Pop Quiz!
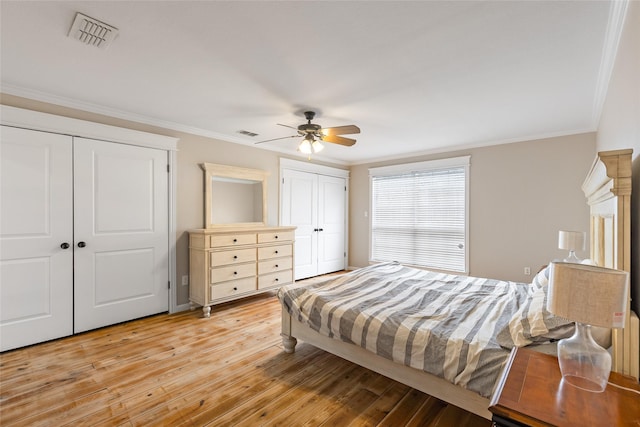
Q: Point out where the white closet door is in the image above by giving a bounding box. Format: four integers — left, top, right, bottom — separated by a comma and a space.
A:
282, 169, 318, 280
73, 138, 169, 333
317, 175, 347, 275
0, 126, 73, 351
281, 169, 347, 280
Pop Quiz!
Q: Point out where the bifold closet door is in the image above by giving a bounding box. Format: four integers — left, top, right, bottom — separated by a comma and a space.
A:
0, 126, 74, 351
281, 169, 346, 280
73, 138, 169, 333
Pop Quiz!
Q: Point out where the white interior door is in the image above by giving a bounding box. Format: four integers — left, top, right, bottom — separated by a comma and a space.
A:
73, 138, 169, 333
281, 169, 318, 280
0, 126, 73, 351
317, 175, 347, 275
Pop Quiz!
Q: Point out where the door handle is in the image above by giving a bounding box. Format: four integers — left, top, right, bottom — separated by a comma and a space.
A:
77, 241, 87, 248
60, 242, 70, 249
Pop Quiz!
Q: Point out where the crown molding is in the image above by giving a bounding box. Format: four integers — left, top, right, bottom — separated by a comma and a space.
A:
591, 0, 630, 127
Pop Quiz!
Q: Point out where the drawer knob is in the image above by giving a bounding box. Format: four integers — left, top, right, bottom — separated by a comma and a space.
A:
275, 250, 279, 254
233, 239, 238, 243
275, 235, 279, 239
275, 264, 279, 268
77, 241, 86, 248
234, 271, 238, 275
233, 287, 238, 291
60, 242, 70, 249
275, 278, 279, 282
233, 255, 238, 259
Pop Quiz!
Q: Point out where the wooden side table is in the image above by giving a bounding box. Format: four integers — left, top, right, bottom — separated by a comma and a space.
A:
489, 346, 640, 426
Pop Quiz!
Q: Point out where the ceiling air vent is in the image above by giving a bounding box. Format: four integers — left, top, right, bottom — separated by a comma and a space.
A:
237, 130, 259, 137
68, 13, 118, 49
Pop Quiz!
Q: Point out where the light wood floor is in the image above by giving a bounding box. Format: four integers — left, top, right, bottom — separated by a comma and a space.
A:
0, 290, 490, 426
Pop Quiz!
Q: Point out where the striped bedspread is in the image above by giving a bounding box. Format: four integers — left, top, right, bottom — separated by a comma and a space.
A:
277, 262, 569, 397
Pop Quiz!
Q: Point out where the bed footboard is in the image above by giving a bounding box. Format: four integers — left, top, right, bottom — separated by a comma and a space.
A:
279, 303, 492, 420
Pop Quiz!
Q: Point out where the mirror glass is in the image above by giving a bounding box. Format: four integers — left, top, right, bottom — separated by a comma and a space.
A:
210, 177, 263, 224
201, 163, 268, 228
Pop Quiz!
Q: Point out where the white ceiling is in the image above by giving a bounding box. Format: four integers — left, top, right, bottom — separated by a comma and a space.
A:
0, 1, 626, 165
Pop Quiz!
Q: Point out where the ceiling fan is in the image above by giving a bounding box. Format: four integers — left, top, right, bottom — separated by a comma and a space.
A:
255, 111, 360, 155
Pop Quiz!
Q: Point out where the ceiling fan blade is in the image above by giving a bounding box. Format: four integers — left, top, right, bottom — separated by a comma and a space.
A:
254, 135, 298, 145
321, 125, 360, 136
322, 134, 356, 146
277, 123, 298, 130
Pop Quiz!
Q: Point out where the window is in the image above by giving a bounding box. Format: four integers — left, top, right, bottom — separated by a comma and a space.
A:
369, 156, 469, 273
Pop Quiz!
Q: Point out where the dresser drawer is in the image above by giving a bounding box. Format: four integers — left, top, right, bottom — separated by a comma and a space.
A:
210, 263, 256, 284
258, 270, 293, 289
210, 248, 256, 267
258, 257, 293, 275
209, 233, 256, 248
257, 244, 292, 260
210, 277, 256, 302
258, 231, 295, 244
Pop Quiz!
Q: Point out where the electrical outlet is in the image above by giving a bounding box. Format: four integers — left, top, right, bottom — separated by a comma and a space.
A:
182, 275, 189, 286
524, 267, 531, 276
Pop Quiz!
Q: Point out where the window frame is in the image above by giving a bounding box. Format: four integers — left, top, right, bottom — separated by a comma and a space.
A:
368, 155, 470, 274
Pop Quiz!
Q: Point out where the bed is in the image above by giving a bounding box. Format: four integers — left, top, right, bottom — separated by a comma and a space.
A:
278, 149, 637, 420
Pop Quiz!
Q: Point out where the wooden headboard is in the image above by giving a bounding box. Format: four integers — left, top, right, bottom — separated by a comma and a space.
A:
582, 148, 638, 379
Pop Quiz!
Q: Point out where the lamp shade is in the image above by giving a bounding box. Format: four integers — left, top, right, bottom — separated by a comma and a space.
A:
547, 262, 628, 328
558, 230, 586, 251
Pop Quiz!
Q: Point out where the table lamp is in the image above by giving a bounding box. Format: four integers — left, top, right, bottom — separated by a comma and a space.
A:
558, 230, 586, 263
546, 261, 628, 392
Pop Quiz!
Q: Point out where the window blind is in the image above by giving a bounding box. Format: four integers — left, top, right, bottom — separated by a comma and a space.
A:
370, 157, 468, 273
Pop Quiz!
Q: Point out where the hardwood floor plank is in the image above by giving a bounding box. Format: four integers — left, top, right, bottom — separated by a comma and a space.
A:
376, 388, 431, 427
126, 343, 332, 425
344, 382, 412, 427
0, 290, 491, 427
214, 348, 363, 426
405, 396, 447, 427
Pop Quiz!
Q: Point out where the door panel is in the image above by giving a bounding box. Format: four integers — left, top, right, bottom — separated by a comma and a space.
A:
281, 169, 317, 280
73, 138, 168, 333
0, 126, 73, 351
317, 175, 347, 274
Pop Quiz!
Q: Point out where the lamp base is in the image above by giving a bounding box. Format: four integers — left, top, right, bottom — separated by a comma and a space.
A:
557, 322, 611, 392
563, 250, 582, 263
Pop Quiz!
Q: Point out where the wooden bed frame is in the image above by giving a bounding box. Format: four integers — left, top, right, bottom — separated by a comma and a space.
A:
280, 149, 637, 420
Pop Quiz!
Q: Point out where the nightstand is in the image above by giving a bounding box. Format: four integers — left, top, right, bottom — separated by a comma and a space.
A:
489, 346, 640, 426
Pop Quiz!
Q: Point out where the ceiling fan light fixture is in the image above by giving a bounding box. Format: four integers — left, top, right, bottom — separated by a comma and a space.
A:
298, 137, 313, 154
256, 110, 359, 154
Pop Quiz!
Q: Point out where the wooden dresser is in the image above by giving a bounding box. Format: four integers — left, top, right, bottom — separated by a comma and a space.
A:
188, 226, 296, 317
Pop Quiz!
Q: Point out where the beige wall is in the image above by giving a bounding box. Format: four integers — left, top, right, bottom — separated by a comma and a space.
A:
0, 93, 599, 305
596, 0, 639, 315
0, 94, 348, 307
349, 133, 596, 283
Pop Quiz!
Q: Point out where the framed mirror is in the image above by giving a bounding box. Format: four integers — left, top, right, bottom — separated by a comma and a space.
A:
201, 163, 268, 228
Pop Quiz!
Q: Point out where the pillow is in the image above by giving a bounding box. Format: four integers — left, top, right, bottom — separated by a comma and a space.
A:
497, 266, 574, 348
